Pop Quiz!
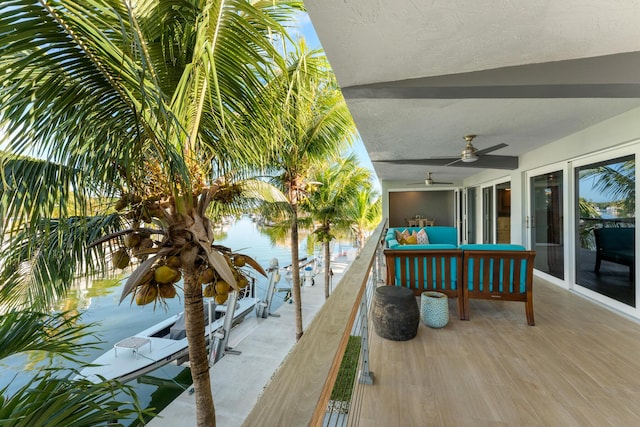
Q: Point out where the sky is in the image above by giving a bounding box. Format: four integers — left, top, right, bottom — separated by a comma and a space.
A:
292, 12, 379, 187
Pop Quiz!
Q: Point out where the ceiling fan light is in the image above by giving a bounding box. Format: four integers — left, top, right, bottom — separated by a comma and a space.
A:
461, 148, 478, 162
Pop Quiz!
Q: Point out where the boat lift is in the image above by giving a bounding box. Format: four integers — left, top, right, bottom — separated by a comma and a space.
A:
256, 258, 282, 318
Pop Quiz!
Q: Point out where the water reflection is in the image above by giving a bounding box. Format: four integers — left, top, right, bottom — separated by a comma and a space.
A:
1, 216, 305, 425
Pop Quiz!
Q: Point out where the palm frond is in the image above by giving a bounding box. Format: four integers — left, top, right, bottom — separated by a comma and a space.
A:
0, 214, 125, 311
0, 310, 99, 362
0, 372, 150, 427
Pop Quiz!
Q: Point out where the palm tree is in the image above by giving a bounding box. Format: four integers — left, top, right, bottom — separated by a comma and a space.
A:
580, 159, 636, 216
0, 1, 301, 425
346, 185, 381, 252
303, 155, 372, 299
0, 310, 149, 426
258, 41, 357, 339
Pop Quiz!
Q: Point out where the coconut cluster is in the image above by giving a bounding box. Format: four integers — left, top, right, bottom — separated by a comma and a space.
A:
200, 255, 249, 305
105, 160, 261, 308
110, 229, 155, 270
134, 256, 182, 306
114, 242, 253, 307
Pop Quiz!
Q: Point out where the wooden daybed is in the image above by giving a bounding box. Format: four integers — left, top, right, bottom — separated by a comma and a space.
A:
384, 244, 536, 326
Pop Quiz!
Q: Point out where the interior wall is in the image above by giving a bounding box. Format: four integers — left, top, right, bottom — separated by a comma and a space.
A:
388, 190, 454, 228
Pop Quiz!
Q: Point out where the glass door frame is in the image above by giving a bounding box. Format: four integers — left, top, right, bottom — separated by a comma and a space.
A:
482, 185, 494, 243
466, 186, 478, 244
524, 162, 570, 289
454, 188, 464, 245
478, 177, 511, 245
570, 145, 638, 316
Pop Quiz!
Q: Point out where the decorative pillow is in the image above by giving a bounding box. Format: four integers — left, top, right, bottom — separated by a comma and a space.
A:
416, 228, 429, 244
395, 229, 410, 244
403, 234, 418, 244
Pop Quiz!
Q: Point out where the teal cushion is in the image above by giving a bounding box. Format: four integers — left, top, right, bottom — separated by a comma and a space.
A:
464, 255, 528, 293
394, 255, 458, 291
386, 227, 458, 246
390, 243, 457, 250
459, 244, 525, 251
425, 227, 458, 245
387, 239, 401, 249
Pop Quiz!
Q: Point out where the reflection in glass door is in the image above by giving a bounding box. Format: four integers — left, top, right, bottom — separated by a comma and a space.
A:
530, 171, 564, 279
575, 156, 635, 307
496, 182, 511, 243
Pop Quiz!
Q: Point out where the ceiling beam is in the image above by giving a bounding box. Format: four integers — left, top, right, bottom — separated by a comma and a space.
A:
342, 83, 640, 99
342, 52, 640, 99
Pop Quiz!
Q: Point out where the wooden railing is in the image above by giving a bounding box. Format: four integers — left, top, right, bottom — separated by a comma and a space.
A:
242, 221, 387, 427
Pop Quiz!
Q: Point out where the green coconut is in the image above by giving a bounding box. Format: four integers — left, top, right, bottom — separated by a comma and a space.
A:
215, 293, 229, 304
215, 280, 230, 295
154, 265, 181, 285
237, 275, 249, 289
203, 284, 215, 298
124, 233, 141, 248
112, 249, 130, 269
158, 283, 177, 299
198, 267, 215, 284
166, 255, 182, 268
136, 284, 158, 306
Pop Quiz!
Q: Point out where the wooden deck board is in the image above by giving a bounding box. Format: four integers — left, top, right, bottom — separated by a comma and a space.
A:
355, 278, 640, 426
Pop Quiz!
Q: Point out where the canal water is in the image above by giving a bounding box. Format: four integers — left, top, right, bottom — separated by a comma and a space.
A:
0, 216, 318, 425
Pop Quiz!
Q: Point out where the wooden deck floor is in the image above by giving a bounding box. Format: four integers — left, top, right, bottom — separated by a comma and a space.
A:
354, 278, 640, 426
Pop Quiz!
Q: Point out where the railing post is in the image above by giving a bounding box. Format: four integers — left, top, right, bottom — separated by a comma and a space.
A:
376, 241, 385, 283
358, 272, 374, 385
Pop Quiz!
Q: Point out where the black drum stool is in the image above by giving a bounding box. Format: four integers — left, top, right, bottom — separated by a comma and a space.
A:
372, 286, 419, 341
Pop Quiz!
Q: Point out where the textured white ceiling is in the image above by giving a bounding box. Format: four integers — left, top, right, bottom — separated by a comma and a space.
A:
305, 0, 640, 184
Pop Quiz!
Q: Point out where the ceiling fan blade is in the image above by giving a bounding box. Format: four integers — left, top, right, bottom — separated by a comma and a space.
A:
433, 181, 454, 185
445, 155, 518, 170
374, 157, 459, 166
474, 143, 508, 156
444, 157, 462, 167
373, 142, 516, 170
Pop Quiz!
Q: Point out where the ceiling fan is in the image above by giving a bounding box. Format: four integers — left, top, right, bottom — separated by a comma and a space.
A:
374, 135, 519, 170
409, 172, 453, 186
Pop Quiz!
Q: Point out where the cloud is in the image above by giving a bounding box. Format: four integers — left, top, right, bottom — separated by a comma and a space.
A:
294, 11, 311, 28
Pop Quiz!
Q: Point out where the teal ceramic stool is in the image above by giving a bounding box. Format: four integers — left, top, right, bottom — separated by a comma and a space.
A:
421, 291, 449, 328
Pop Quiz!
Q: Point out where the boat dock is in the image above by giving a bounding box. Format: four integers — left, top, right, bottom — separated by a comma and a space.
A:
146, 256, 352, 427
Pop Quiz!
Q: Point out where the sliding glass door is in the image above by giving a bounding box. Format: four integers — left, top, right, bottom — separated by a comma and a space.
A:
575, 155, 635, 307
530, 171, 564, 279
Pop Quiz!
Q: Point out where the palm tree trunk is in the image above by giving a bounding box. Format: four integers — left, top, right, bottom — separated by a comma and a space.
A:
324, 240, 331, 300
290, 204, 304, 340
184, 269, 216, 426
358, 229, 365, 251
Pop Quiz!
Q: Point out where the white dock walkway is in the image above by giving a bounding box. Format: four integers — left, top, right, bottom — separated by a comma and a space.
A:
147, 257, 352, 427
